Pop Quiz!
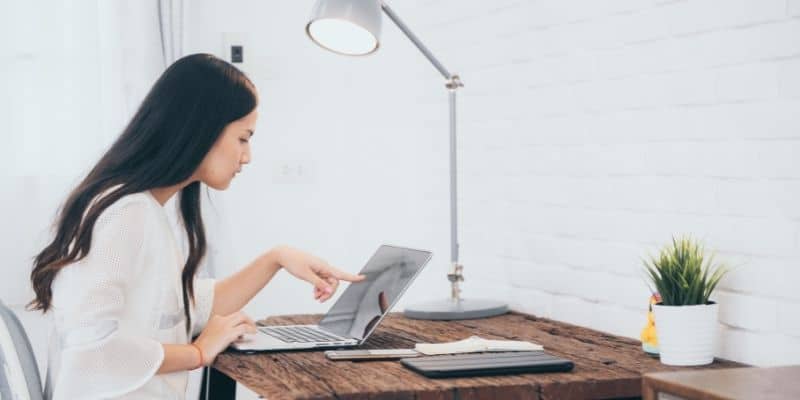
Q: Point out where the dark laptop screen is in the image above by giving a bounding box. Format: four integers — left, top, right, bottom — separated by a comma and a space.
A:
318, 245, 432, 341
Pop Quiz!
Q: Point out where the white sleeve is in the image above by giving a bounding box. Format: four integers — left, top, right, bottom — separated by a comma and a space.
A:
52, 199, 164, 399
191, 278, 216, 337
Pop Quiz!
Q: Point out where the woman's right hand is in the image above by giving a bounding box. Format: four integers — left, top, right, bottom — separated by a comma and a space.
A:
192, 311, 257, 365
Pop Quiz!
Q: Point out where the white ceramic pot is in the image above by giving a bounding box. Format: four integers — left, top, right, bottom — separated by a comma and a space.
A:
652, 302, 718, 366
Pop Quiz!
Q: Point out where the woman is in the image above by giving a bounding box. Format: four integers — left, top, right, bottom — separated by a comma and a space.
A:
28, 53, 363, 399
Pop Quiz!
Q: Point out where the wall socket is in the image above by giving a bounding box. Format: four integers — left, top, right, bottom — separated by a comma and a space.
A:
271, 161, 318, 184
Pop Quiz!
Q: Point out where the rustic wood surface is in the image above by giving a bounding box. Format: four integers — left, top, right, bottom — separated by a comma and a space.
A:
642, 366, 800, 400
213, 312, 744, 400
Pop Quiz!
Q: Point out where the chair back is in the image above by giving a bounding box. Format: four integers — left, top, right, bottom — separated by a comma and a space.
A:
0, 300, 43, 400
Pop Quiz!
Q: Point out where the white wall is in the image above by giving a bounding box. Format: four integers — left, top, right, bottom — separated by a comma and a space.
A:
184, 0, 457, 319
450, 0, 800, 366
186, 0, 800, 368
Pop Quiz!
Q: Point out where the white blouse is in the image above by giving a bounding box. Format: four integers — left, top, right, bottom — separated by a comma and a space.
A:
45, 190, 216, 399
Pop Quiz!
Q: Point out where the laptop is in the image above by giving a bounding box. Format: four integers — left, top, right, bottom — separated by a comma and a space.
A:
231, 244, 432, 352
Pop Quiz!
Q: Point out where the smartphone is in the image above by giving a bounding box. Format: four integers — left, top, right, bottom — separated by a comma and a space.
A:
324, 349, 420, 361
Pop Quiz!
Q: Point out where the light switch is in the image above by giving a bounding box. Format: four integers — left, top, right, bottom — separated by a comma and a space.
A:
231, 45, 243, 63
221, 32, 248, 70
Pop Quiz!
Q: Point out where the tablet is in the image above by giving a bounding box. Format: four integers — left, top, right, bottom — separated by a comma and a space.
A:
401, 351, 574, 378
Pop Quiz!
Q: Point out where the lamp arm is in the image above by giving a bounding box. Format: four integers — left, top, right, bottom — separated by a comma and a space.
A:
382, 1, 464, 295
381, 2, 463, 88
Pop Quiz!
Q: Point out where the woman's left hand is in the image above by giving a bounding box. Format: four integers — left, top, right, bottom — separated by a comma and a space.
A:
274, 245, 365, 302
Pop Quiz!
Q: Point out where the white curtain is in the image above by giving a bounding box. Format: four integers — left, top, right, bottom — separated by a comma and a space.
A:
158, 0, 186, 66
0, 0, 165, 378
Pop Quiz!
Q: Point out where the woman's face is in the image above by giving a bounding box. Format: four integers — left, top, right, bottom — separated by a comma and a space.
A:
195, 108, 258, 190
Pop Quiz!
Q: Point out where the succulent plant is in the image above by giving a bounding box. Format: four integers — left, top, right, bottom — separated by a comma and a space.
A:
643, 236, 728, 306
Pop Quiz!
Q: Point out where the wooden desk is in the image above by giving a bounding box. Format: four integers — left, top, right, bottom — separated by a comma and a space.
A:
642, 366, 800, 400
206, 312, 743, 400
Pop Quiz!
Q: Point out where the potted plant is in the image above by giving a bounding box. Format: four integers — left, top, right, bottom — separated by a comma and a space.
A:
643, 236, 728, 366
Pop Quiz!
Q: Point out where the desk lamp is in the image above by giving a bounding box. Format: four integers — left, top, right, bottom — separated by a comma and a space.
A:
306, 0, 508, 320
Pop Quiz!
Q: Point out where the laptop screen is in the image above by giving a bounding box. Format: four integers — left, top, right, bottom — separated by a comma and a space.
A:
318, 245, 432, 341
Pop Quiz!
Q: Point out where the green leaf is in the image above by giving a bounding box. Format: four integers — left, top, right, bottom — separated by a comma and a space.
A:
641, 235, 729, 305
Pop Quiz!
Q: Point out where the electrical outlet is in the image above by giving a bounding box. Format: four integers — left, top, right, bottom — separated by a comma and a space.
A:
271, 161, 317, 184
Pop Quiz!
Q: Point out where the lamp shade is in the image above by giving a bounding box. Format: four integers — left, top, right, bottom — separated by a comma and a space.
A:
306, 0, 382, 56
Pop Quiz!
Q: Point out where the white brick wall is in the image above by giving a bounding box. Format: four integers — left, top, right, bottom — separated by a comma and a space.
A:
443, 0, 800, 366
183, 0, 799, 372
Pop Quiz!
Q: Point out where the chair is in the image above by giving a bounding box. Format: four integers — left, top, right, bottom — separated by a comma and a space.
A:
0, 300, 44, 400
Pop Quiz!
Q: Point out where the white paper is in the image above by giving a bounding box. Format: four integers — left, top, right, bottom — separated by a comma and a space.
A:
415, 336, 543, 355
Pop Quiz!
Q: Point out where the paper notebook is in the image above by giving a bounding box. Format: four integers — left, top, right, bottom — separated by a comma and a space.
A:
414, 336, 544, 355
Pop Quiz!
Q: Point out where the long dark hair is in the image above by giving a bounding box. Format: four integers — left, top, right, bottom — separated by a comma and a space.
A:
29, 54, 257, 333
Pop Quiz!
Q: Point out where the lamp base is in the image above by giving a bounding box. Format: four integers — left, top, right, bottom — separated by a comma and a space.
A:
403, 298, 509, 320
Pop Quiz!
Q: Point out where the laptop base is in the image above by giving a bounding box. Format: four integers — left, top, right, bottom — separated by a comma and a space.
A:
230, 324, 359, 352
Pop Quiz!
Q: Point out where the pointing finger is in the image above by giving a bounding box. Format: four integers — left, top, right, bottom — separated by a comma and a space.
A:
327, 265, 366, 282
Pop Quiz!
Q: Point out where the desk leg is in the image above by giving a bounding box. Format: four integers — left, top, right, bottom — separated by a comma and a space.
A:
642, 379, 657, 400
199, 366, 236, 400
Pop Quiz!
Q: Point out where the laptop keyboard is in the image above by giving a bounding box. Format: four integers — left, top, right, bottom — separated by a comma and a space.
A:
260, 325, 347, 343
